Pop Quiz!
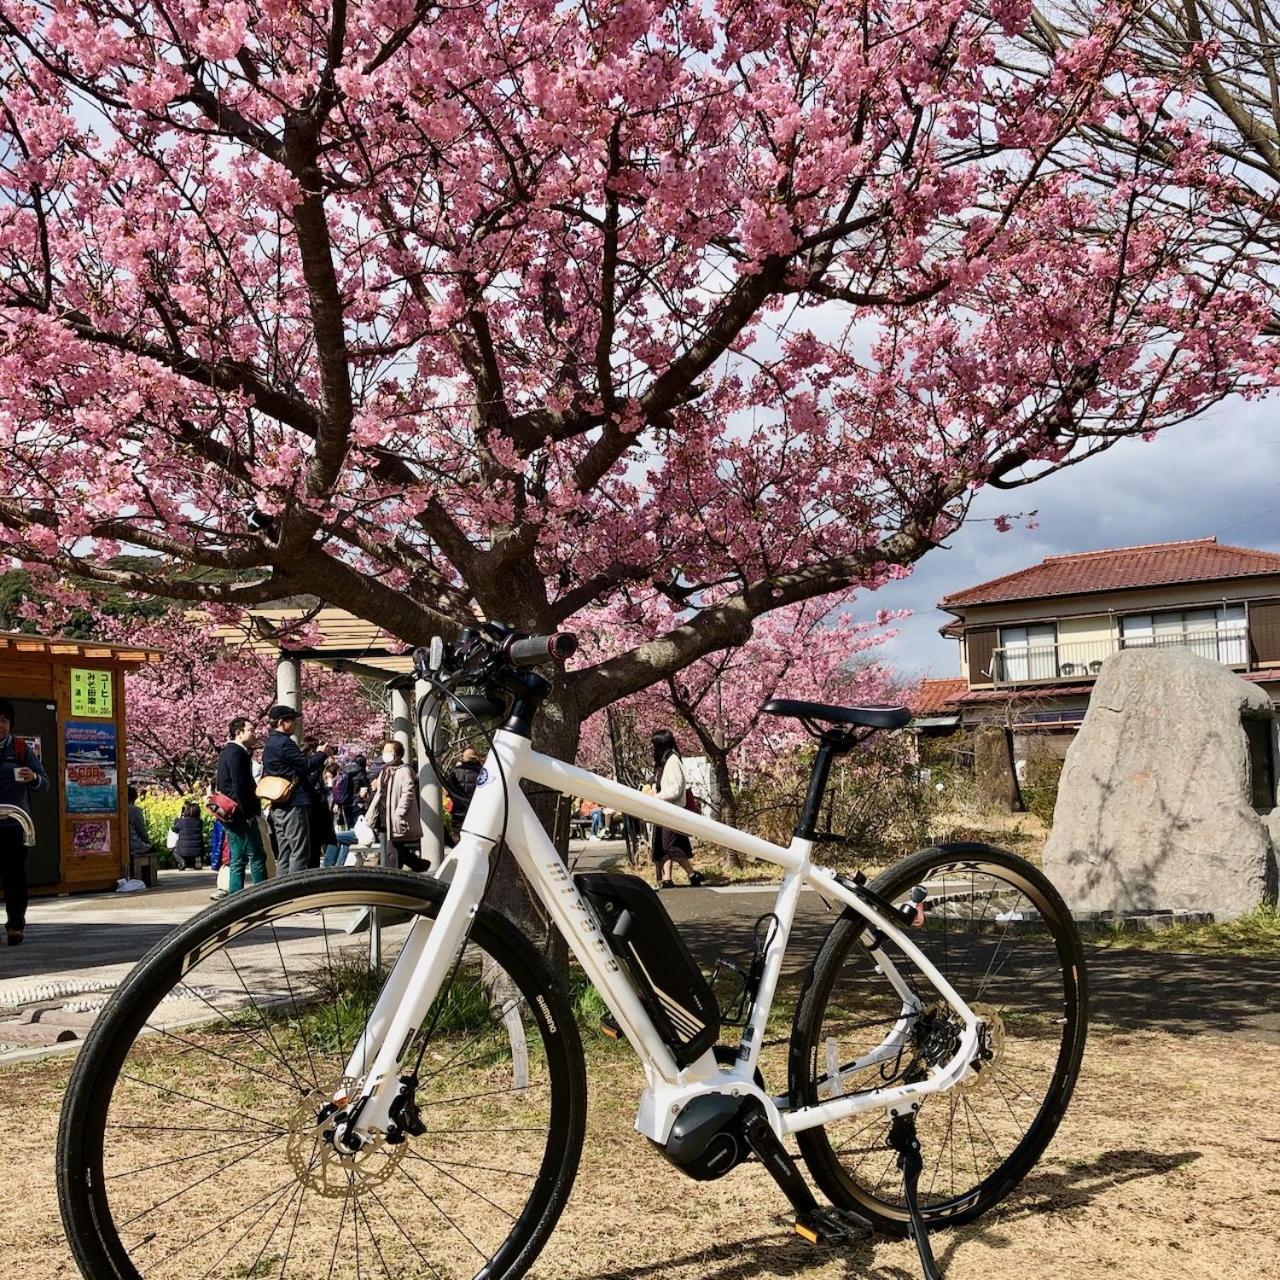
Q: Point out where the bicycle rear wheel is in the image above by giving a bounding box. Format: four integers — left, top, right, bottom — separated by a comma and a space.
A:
788, 843, 1087, 1235
58, 869, 586, 1280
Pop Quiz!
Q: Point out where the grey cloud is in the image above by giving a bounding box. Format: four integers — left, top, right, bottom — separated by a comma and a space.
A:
857, 398, 1280, 680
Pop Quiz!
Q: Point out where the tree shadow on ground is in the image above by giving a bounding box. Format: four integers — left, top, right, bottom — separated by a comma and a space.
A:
668, 900, 1280, 1042
0, 922, 176, 982
578, 1148, 1198, 1280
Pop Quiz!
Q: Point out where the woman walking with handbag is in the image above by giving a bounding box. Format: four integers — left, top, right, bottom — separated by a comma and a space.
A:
650, 729, 704, 890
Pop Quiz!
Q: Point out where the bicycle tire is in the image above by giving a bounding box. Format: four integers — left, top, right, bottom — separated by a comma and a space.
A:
788, 843, 1087, 1235
57, 868, 587, 1280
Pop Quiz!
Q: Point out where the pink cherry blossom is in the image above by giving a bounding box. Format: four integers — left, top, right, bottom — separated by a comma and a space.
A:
0, 0, 1272, 768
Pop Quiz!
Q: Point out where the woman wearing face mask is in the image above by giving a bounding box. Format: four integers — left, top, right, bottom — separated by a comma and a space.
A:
367, 740, 427, 872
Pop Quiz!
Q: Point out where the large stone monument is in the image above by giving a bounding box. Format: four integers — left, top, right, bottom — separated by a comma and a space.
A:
1043, 648, 1279, 920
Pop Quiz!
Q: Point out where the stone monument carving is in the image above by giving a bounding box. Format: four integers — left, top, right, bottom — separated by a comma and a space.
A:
1043, 648, 1278, 920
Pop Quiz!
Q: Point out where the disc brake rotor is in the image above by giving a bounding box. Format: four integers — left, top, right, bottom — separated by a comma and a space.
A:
286, 1086, 406, 1199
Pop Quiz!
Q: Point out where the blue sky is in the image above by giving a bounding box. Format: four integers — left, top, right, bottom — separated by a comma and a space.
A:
863, 397, 1280, 679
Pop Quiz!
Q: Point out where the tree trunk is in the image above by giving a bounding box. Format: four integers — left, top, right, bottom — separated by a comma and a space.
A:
974, 724, 1022, 814
481, 689, 579, 988
710, 750, 742, 871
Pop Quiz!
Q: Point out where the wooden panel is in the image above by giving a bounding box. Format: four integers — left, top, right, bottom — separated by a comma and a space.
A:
1251, 601, 1280, 664
966, 627, 998, 686
0, 656, 55, 700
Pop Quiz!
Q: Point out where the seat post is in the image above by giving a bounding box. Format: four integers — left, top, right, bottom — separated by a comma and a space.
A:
795, 739, 839, 841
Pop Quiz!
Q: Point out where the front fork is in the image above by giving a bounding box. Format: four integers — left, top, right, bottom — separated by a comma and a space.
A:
333, 841, 490, 1147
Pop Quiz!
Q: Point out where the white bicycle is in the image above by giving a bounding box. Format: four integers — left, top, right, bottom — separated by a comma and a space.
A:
58, 624, 1087, 1280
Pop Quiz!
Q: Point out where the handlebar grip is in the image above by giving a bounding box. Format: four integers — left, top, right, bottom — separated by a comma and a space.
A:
507, 633, 579, 667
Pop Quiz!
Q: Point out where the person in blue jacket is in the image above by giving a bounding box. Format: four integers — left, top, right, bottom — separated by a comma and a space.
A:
0, 696, 50, 945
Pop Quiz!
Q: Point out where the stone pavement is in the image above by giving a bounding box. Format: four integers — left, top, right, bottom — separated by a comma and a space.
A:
3, 843, 1278, 1062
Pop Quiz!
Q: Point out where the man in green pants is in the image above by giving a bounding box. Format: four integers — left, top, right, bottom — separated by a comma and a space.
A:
215, 716, 268, 892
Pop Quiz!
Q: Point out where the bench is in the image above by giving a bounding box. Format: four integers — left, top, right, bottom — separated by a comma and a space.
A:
130, 852, 158, 888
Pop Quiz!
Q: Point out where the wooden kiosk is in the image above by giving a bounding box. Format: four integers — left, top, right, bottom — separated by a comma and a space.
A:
0, 631, 162, 896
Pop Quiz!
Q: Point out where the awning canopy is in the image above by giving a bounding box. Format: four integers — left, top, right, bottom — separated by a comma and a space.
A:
0, 630, 163, 667
210, 602, 415, 676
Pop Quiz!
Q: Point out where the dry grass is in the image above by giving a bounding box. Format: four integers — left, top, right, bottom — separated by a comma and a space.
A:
4, 1023, 1277, 1280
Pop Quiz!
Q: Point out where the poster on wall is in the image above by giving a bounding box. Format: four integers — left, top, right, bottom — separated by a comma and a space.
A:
71, 819, 112, 858
65, 720, 118, 814
70, 668, 113, 718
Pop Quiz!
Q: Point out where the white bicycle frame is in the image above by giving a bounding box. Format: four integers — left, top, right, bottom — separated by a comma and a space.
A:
343, 727, 982, 1146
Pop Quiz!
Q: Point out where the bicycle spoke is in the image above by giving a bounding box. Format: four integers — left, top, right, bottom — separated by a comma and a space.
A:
366, 1182, 446, 1280
69, 881, 574, 1280
105, 1133, 274, 1181
118, 1131, 289, 1227
399, 1158, 490, 1260
117, 1073, 286, 1133
271, 920, 323, 1090
224, 947, 312, 1096
407, 1150, 518, 1220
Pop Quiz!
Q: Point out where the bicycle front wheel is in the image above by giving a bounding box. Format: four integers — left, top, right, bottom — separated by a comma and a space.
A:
788, 843, 1087, 1235
58, 869, 586, 1280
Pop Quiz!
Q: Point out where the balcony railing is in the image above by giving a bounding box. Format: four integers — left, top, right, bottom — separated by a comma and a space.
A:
987, 627, 1250, 687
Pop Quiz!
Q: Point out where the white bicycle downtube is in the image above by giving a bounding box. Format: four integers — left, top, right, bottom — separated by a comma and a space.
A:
343, 843, 491, 1138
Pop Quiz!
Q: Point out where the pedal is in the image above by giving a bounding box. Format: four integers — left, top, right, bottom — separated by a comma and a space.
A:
793, 1206, 874, 1246
599, 1013, 621, 1040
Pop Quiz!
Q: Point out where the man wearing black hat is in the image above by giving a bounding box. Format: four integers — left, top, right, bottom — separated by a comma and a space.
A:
261, 705, 313, 876
0, 696, 50, 945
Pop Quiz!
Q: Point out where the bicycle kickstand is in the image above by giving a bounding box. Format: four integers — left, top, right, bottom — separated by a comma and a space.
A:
887, 1108, 944, 1280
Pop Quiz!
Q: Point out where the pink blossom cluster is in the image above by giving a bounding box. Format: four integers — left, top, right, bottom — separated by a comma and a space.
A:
0, 1, 1273, 738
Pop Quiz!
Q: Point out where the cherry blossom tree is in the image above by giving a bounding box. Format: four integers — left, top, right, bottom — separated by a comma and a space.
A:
118, 612, 385, 791
1028, 1, 1280, 333
0, 0, 1275, 781
583, 598, 904, 819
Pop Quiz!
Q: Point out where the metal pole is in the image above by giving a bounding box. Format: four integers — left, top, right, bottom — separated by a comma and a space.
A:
416, 679, 446, 871
369, 906, 382, 972
276, 652, 302, 741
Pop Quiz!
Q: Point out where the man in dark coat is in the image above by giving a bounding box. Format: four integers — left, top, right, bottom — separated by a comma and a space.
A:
261, 705, 313, 876
216, 716, 268, 892
0, 696, 50, 945
302, 736, 335, 869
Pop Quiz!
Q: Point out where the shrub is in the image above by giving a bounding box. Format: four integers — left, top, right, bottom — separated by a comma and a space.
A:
136, 790, 213, 868
737, 736, 944, 871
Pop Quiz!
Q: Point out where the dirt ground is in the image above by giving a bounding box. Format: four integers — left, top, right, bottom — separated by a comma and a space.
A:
4, 1021, 1277, 1280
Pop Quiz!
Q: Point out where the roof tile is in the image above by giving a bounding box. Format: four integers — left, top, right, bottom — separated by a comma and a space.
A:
910, 677, 966, 715
940, 539, 1280, 609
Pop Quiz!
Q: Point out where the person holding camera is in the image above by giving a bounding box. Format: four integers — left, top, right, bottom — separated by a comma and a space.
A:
0, 696, 50, 946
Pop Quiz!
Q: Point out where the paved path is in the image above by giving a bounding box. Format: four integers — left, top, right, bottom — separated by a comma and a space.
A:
3, 846, 1277, 1060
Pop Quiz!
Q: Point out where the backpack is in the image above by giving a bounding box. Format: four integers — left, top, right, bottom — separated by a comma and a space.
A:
331, 770, 352, 807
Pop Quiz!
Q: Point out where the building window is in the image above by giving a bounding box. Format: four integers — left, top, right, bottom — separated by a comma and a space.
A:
1000, 623, 1057, 682
1120, 605, 1247, 665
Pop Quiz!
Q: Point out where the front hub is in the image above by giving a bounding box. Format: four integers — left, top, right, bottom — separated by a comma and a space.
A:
287, 1087, 405, 1198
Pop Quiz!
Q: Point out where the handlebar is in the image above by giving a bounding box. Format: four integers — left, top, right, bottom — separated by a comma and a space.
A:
506, 633, 579, 667
415, 625, 578, 684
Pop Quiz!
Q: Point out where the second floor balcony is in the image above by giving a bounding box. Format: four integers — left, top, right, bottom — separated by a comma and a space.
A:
988, 626, 1251, 687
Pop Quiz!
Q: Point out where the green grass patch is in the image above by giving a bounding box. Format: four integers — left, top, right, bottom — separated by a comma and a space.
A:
1087, 905, 1280, 957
